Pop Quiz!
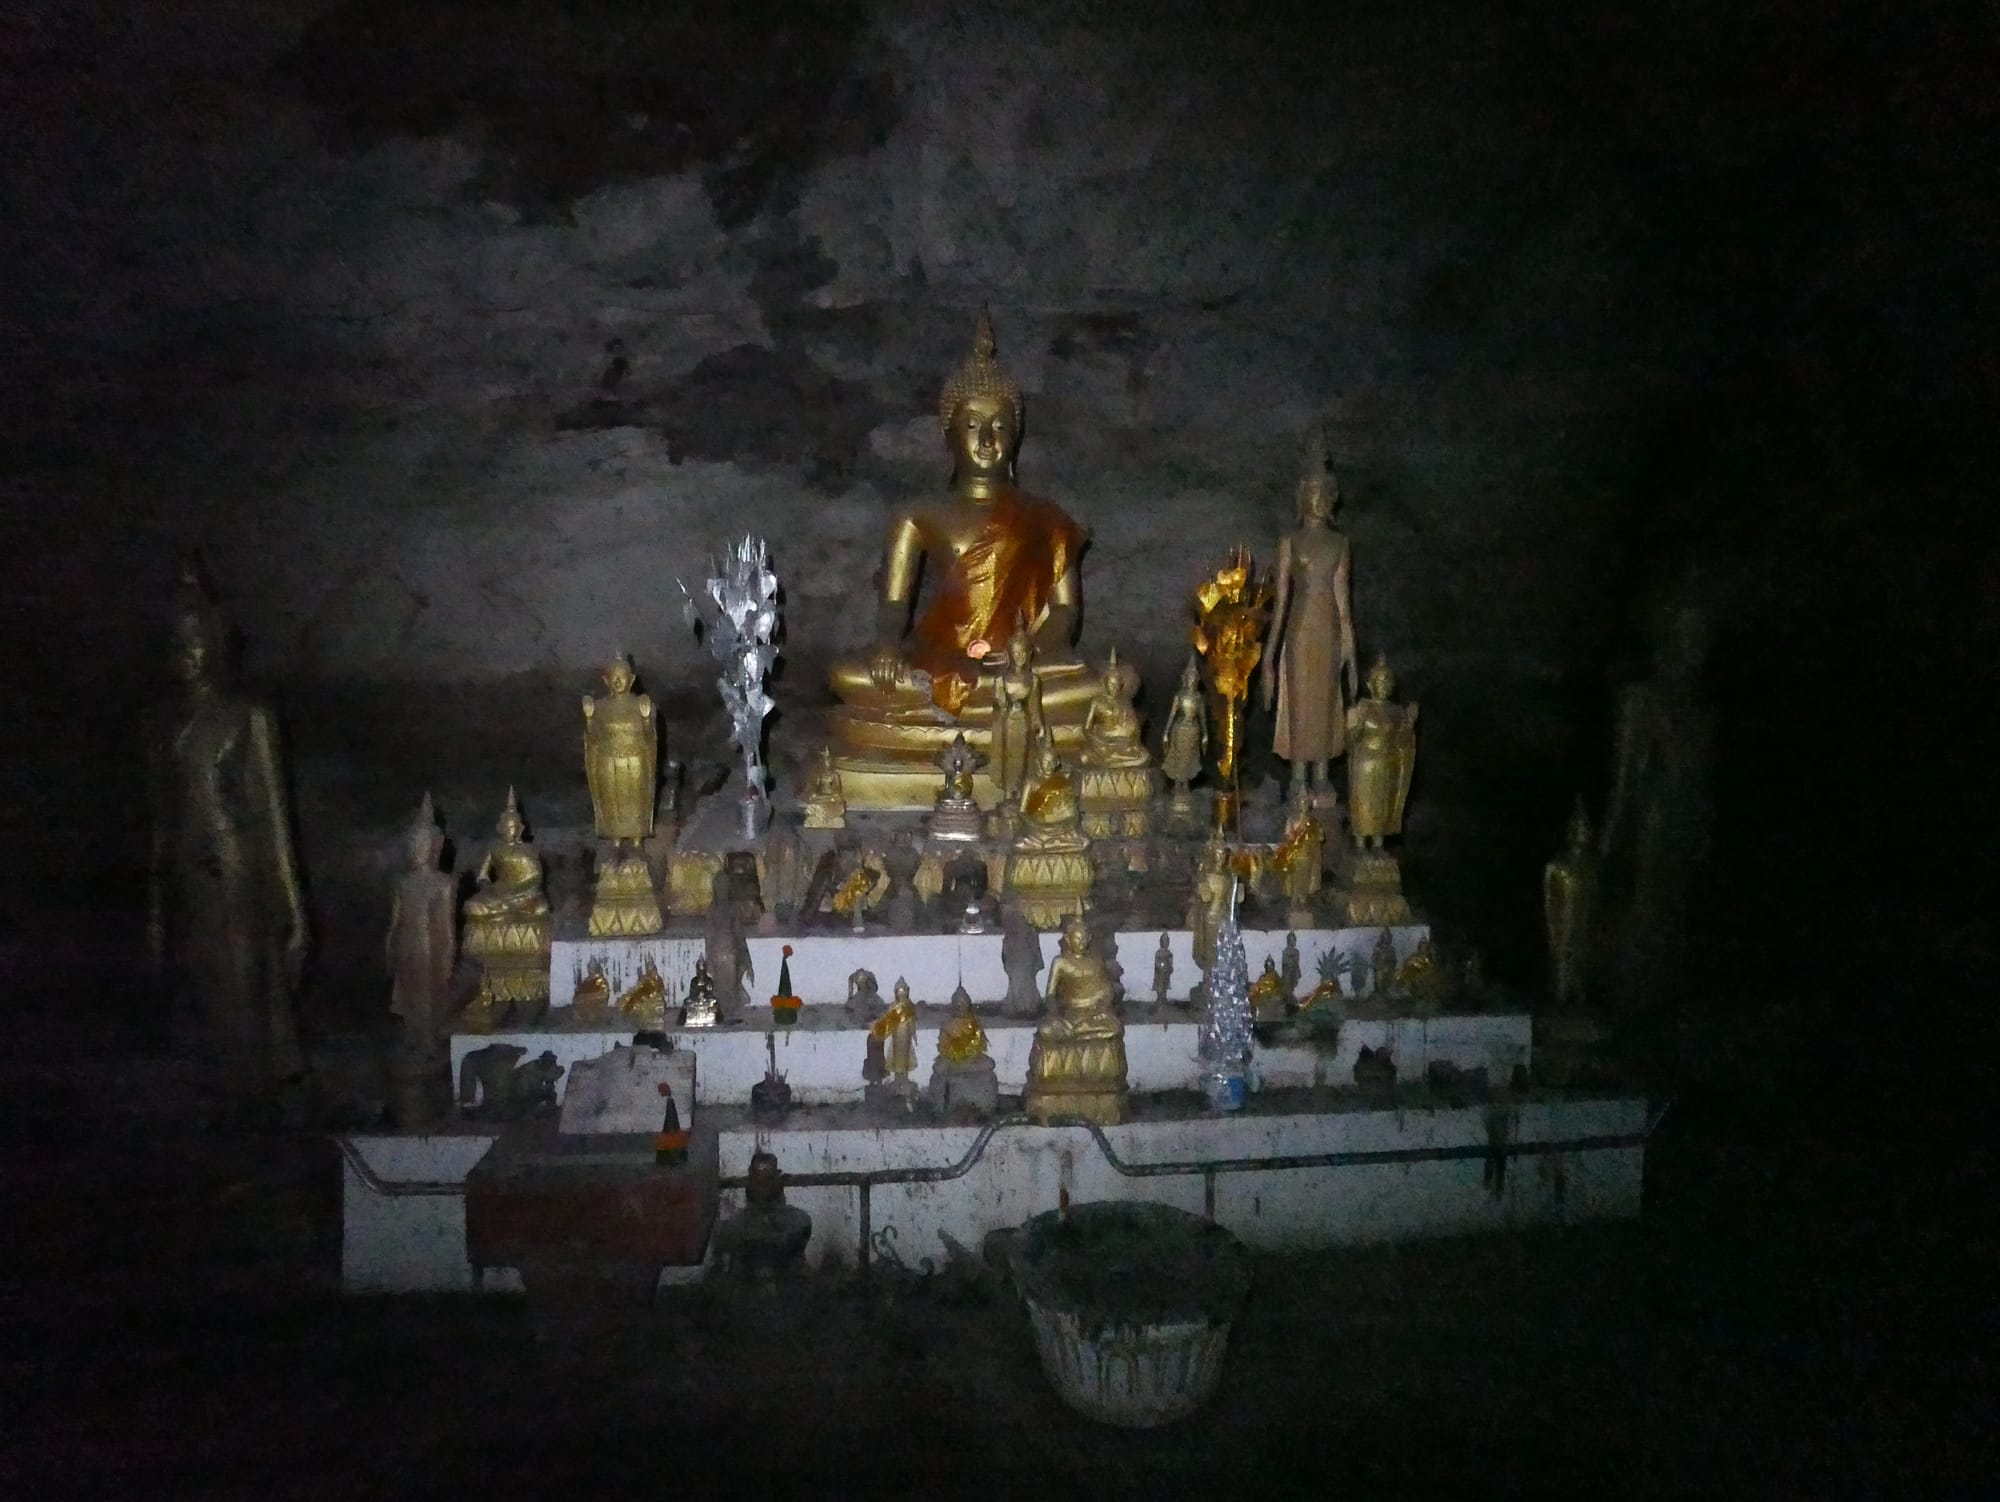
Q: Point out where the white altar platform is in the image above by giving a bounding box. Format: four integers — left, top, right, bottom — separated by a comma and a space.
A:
338, 1086, 1650, 1294
715, 1091, 1651, 1269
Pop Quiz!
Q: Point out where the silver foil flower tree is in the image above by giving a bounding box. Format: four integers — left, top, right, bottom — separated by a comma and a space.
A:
682, 535, 780, 837
1198, 876, 1253, 1112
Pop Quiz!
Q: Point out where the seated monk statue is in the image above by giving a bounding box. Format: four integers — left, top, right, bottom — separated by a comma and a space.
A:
829, 310, 1100, 782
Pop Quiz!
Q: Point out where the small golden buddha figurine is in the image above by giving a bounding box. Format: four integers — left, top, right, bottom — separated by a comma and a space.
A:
1273, 783, 1326, 927
990, 623, 1045, 806
1396, 936, 1444, 1013
1005, 741, 1095, 928
682, 957, 720, 1028
1249, 956, 1290, 1024
1018, 742, 1088, 850
570, 959, 611, 1023
937, 990, 989, 1064
387, 793, 457, 1127
618, 955, 669, 1030
146, 560, 308, 1116
1260, 426, 1357, 804
828, 310, 1101, 800
1080, 649, 1148, 769
1346, 658, 1419, 848
802, 744, 848, 829
1543, 797, 1600, 1009
1024, 913, 1129, 1126
869, 979, 920, 1106
1159, 653, 1208, 818
930, 732, 986, 842
1078, 648, 1155, 839
1192, 548, 1273, 828
461, 788, 553, 1025
830, 861, 881, 930
929, 985, 999, 1118
1188, 838, 1233, 991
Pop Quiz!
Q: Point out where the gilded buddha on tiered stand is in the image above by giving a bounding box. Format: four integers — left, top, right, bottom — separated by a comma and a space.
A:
1023, 914, 1128, 1126
461, 788, 553, 1027
1077, 648, 1156, 839
1004, 739, 1095, 929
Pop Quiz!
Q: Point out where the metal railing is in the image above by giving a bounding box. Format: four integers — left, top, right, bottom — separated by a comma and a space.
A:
338, 1102, 1669, 1271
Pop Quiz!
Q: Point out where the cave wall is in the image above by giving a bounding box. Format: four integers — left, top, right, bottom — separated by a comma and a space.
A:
5, 0, 1988, 1006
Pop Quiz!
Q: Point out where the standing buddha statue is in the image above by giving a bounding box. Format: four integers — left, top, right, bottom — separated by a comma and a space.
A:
1544, 796, 1601, 1010
869, 980, 920, 1108
1345, 658, 1419, 848
146, 560, 308, 1121
1339, 657, 1419, 925
1260, 425, 1358, 806
828, 310, 1101, 804
583, 653, 663, 936
387, 793, 458, 1127
1159, 653, 1208, 819
990, 622, 1044, 808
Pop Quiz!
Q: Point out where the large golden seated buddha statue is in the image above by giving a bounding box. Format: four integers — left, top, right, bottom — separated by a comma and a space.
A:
827, 311, 1101, 807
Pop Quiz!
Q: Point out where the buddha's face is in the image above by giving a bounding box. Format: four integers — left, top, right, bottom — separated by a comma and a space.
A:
171, 637, 208, 683
947, 393, 1018, 483
1298, 475, 1338, 524
497, 810, 524, 842
1062, 917, 1090, 955
1368, 662, 1395, 699
408, 827, 442, 869
606, 659, 635, 694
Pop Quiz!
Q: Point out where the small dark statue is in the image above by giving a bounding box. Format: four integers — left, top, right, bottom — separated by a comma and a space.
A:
457, 1045, 564, 1121
718, 1150, 813, 1285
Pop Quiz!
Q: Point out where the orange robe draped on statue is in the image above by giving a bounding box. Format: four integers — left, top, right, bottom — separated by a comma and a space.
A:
908, 487, 1086, 716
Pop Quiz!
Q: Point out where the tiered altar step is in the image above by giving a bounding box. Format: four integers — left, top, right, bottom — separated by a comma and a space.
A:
449, 1008, 1530, 1108
549, 923, 1429, 1008
714, 1090, 1650, 1270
